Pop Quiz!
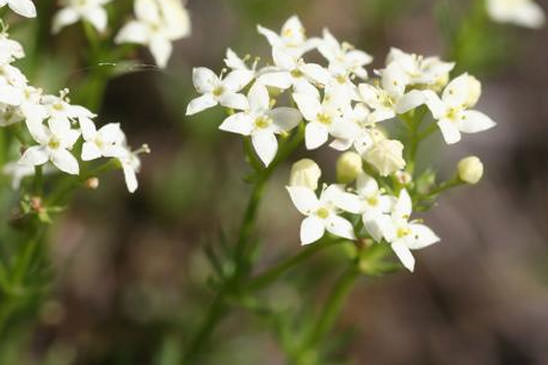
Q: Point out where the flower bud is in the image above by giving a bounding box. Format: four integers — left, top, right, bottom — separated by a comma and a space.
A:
85, 177, 100, 190
457, 156, 483, 184
365, 139, 406, 176
289, 159, 321, 190
336, 152, 363, 184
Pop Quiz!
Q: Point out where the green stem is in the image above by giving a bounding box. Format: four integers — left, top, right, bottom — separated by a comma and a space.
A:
421, 176, 463, 199
181, 293, 228, 364
246, 238, 346, 292
32, 166, 43, 195
181, 124, 305, 364
297, 267, 359, 357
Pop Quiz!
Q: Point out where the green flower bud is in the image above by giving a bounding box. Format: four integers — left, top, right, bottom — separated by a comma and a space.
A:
336, 152, 363, 184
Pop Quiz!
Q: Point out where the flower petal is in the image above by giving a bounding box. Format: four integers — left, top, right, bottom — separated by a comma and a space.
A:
305, 122, 328, 150
186, 94, 217, 115
300, 216, 325, 245
52, 7, 79, 33
269, 107, 301, 132
252, 131, 278, 166
218, 112, 253, 136
408, 223, 440, 250
325, 215, 356, 240
192, 67, 218, 94
460, 110, 496, 134
437, 119, 461, 144
219, 92, 249, 111
19, 145, 48, 166
286, 186, 320, 215
51, 149, 79, 175
391, 240, 415, 272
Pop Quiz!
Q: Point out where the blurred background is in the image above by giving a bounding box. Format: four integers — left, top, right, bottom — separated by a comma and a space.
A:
2, 0, 548, 364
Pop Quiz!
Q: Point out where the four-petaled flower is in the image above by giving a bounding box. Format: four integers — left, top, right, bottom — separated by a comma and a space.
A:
219, 82, 301, 166
287, 184, 356, 245
186, 67, 253, 116
52, 0, 112, 34
20, 118, 80, 175
424, 73, 496, 144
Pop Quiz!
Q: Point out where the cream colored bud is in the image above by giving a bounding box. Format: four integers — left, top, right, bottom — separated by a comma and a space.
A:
457, 156, 484, 184
289, 159, 322, 190
336, 152, 363, 184
464, 75, 482, 108
365, 139, 406, 176
85, 177, 100, 190
395, 171, 412, 185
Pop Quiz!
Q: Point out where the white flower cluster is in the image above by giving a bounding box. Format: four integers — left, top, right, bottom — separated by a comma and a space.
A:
0, 29, 147, 193
51, 0, 191, 69
185, 16, 497, 271
115, 0, 191, 68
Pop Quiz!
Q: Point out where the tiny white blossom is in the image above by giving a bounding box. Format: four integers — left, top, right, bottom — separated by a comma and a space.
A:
287, 184, 356, 245
19, 118, 80, 175
80, 117, 125, 161
52, 0, 112, 34
257, 15, 318, 58
293, 86, 354, 150
219, 82, 301, 166
386, 48, 455, 89
487, 0, 545, 28
186, 67, 253, 115
358, 63, 427, 123
370, 189, 440, 272
257, 47, 329, 91
40, 92, 96, 125
0, 33, 24, 65
318, 29, 373, 80
0, 0, 36, 18
115, 0, 191, 68
424, 73, 496, 144
115, 141, 149, 194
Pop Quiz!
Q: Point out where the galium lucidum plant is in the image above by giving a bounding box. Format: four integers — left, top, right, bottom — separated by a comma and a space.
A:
186, 15, 496, 272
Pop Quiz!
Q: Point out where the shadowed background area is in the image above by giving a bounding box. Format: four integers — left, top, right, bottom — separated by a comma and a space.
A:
2, 0, 548, 364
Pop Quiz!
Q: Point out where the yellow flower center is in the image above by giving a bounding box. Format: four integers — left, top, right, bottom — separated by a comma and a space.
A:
366, 196, 379, 206
290, 69, 304, 78
212, 86, 225, 97
48, 137, 60, 149
397, 227, 411, 238
316, 207, 330, 219
317, 112, 332, 125
254, 116, 272, 129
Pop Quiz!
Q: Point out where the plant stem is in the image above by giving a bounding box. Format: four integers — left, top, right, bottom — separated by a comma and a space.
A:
181, 124, 305, 363
181, 292, 228, 364
296, 266, 359, 358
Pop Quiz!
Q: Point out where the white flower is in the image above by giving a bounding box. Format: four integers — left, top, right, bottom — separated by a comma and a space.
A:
52, 0, 112, 34
289, 158, 322, 190
318, 29, 373, 80
0, 33, 24, 65
219, 82, 301, 166
115, 0, 191, 68
225, 48, 256, 77
293, 86, 354, 150
364, 137, 406, 176
424, 73, 496, 144
257, 15, 318, 58
386, 48, 455, 89
287, 184, 356, 245
19, 118, 80, 175
0, 0, 36, 18
358, 63, 428, 123
487, 0, 545, 28
257, 47, 329, 91
40, 92, 96, 124
329, 103, 374, 153
186, 67, 253, 116
331, 172, 393, 240
371, 189, 440, 272
80, 117, 125, 161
